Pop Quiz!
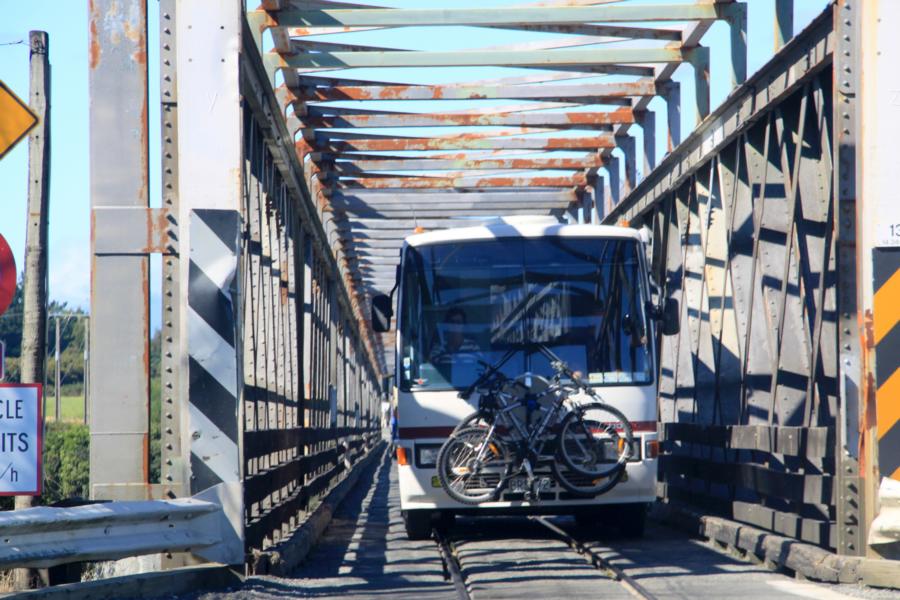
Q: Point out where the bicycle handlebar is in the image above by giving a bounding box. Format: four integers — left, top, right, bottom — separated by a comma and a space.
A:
458, 342, 602, 401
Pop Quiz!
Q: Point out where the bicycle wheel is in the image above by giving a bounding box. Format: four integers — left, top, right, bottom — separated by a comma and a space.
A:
551, 459, 625, 497
437, 426, 511, 505
451, 411, 493, 435
557, 402, 633, 478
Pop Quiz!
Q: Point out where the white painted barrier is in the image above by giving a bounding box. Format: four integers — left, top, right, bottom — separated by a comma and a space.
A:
870, 478, 900, 547
0, 483, 243, 569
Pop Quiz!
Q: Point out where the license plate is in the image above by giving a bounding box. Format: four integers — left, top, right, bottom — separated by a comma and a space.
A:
509, 476, 528, 493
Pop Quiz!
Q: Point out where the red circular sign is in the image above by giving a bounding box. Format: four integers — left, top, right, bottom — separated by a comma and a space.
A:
0, 234, 16, 317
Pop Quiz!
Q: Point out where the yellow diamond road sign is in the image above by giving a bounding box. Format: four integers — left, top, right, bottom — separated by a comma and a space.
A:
0, 80, 38, 160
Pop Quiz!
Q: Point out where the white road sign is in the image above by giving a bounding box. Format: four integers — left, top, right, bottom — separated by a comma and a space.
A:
0, 384, 42, 495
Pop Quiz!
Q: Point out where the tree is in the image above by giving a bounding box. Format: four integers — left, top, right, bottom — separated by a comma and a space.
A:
0, 276, 89, 385
0, 275, 25, 358
150, 328, 161, 378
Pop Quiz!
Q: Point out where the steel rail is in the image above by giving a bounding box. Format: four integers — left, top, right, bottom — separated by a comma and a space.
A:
530, 516, 658, 600
434, 529, 472, 600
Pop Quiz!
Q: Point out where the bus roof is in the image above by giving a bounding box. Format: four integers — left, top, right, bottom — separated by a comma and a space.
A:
405, 216, 642, 249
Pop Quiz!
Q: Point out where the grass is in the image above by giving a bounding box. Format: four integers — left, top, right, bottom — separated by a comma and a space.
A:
40, 380, 161, 424
43, 395, 85, 422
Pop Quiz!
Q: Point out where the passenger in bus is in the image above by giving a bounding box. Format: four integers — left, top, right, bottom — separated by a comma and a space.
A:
430, 307, 481, 364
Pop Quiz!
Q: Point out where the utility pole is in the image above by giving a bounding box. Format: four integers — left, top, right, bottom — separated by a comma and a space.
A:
54, 315, 60, 420
15, 30, 50, 591
83, 317, 89, 425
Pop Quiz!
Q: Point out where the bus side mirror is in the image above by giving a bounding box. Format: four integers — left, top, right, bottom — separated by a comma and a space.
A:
661, 298, 679, 336
372, 294, 393, 332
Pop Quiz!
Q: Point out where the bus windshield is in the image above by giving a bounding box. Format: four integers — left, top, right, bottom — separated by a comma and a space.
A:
398, 236, 652, 391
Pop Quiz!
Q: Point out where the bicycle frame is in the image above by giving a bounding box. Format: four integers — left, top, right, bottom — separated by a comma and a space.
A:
470, 379, 575, 491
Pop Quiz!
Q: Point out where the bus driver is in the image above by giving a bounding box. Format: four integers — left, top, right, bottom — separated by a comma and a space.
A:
430, 307, 481, 365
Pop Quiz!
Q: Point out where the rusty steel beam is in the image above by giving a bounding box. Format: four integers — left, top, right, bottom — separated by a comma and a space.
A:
477, 29, 674, 54
310, 150, 590, 162
289, 39, 408, 53
307, 135, 615, 152
292, 79, 657, 102
325, 156, 603, 172
488, 23, 682, 41
333, 174, 586, 189
283, 23, 682, 42
259, 4, 720, 28
337, 99, 627, 116
336, 205, 568, 218
267, 46, 692, 71
330, 190, 578, 204
302, 127, 558, 142
331, 101, 613, 119
303, 108, 634, 129
289, 28, 674, 57
293, 73, 413, 87
325, 168, 542, 180
341, 217, 548, 230
292, 66, 653, 90
267, 0, 372, 8
306, 127, 556, 138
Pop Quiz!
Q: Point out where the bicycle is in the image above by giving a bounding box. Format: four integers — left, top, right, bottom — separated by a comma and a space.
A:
436, 344, 635, 505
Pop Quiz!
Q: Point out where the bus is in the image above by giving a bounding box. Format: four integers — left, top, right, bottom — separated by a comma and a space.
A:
371, 216, 678, 540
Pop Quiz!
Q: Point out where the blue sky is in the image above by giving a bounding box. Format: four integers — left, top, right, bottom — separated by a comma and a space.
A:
0, 0, 829, 318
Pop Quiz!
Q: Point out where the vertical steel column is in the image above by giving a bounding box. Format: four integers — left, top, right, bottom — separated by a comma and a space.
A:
721, 2, 748, 87
636, 110, 656, 177
606, 156, 621, 214
159, 0, 184, 500
175, 0, 244, 550
575, 190, 585, 224
88, 0, 151, 500
834, 0, 864, 556
592, 177, 604, 224
775, 0, 794, 51
662, 81, 681, 152
690, 47, 711, 123
617, 135, 637, 196
580, 185, 594, 225
303, 236, 313, 425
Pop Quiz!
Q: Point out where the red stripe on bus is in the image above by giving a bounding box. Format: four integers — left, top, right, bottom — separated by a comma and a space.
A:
399, 421, 657, 439
596, 421, 657, 433
399, 426, 456, 439
631, 421, 657, 432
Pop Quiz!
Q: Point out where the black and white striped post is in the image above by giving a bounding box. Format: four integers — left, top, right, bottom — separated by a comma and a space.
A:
188, 209, 241, 492
175, 0, 246, 557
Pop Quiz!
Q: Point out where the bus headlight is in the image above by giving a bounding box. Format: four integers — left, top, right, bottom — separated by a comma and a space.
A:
415, 444, 442, 468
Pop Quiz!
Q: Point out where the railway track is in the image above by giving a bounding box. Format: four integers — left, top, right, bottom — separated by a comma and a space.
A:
433, 517, 657, 600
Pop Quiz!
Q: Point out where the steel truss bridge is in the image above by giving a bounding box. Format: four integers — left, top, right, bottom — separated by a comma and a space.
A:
4, 0, 900, 594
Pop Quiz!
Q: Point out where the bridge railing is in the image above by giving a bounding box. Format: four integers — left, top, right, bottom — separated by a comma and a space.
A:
237, 21, 385, 557
603, 7, 857, 553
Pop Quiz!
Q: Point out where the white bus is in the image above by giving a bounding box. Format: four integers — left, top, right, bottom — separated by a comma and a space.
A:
371, 216, 677, 540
